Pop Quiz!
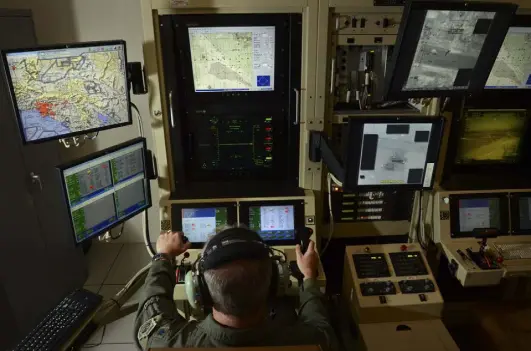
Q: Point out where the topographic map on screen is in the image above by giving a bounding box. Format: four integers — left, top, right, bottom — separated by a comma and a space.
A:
6, 43, 129, 142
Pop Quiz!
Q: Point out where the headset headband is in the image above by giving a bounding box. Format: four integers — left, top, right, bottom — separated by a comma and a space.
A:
199, 228, 271, 271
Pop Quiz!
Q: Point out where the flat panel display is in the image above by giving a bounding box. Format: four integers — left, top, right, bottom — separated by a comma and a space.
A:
58, 138, 151, 244
188, 26, 275, 92
2, 41, 131, 143
455, 110, 527, 164
486, 27, 531, 89
181, 207, 229, 243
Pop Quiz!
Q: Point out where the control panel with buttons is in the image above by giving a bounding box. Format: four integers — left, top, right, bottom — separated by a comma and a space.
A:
360, 281, 397, 296
343, 244, 443, 323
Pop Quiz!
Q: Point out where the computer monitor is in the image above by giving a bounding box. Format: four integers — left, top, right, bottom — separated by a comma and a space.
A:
384, 1, 517, 100
240, 200, 304, 245
485, 15, 531, 90
193, 115, 274, 172
170, 202, 237, 246
57, 138, 151, 244
508, 193, 531, 234
188, 26, 275, 92
1, 40, 131, 143
344, 117, 444, 190
449, 194, 508, 238
455, 109, 527, 165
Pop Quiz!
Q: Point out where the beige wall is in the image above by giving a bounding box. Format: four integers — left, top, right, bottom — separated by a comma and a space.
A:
0, 0, 161, 243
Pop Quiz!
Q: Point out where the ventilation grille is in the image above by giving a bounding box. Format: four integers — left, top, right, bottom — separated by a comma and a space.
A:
160, 220, 171, 231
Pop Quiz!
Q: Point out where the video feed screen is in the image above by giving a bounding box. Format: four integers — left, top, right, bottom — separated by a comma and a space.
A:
181, 207, 229, 243
3, 41, 131, 143
404, 10, 496, 92
188, 26, 275, 92
486, 27, 531, 89
455, 110, 526, 164
458, 198, 501, 232
249, 205, 295, 241
357, 123, 434, 186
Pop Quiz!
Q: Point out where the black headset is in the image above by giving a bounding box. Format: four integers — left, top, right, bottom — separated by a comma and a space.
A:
184, 228, 289, 310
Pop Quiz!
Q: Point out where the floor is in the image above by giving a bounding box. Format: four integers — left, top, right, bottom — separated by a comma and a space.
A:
82, 243, 152, 350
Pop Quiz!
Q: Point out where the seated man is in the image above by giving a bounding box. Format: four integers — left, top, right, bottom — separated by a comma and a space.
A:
134, 227, 337, 350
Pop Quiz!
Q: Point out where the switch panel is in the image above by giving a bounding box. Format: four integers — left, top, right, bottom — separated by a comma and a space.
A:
399, 279, 436, 294
389, 251, 429, 276
353, 254, 391, 278
360, 281, 397, 296
335, 13, 402, 35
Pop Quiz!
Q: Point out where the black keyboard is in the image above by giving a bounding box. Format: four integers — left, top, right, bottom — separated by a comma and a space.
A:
12, 289, 102, 351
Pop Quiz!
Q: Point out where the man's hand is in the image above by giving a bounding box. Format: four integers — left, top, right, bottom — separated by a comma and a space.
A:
156, 231, 191, 257
296, 240, 318, 279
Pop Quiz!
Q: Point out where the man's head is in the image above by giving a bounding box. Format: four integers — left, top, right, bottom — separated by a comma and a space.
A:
202, 227, 273, 318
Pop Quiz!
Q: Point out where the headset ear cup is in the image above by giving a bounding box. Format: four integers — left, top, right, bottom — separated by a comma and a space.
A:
198, 273, 212, 308
185, 270, 201, 310
270, 260, 280, 297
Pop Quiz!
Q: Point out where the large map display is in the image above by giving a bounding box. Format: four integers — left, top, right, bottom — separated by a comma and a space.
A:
486, 27, 531, 89
5, 43, 130, 142
189, 26, 275, 92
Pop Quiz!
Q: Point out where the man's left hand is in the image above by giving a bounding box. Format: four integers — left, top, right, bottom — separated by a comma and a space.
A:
156, 231, 191, 257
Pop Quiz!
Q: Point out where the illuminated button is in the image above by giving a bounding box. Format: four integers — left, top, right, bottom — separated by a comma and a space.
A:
265, 136, 272, 142
400, 245, 408, 252
266, 146, 272, 152
265, 127, 273, 132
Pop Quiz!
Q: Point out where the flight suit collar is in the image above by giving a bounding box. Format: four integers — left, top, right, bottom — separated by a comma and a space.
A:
199, 314, 272, 344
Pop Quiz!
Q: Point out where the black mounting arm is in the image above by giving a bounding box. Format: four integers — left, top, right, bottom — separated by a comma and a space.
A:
309, 131, 346, 185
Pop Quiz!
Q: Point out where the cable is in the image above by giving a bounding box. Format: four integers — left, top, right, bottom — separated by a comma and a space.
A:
130, 101, 156, 257
110, 222, 125, 240
130, 102, 145, 138
81, 326, 106, 348
417, 190, 427, 250
321, 173, 335, 257
271, 247, 288, 263
329, 172, 343, 188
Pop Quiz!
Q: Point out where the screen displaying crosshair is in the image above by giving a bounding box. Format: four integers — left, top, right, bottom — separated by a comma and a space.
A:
181, 207, 229, 243
458, 198, 501, 233
249, 205, 295, 241
194, 115, 273, 171
455, 110, 527, 164
188, 26, 275, 92
62, 141, 149, 243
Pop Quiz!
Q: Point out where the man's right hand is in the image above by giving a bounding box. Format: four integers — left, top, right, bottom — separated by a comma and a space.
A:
156, 231, 191, 257
295, 240, 318, 279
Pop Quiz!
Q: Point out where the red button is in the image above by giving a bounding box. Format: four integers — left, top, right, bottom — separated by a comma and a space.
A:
400, 245, 408, 252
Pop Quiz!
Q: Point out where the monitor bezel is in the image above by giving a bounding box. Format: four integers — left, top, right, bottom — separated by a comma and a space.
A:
383, 1, 517, 100
1, 40, 133, 144
170, 202, 238, 248
449, 193, 509, 238
509, 192, 531, 235
171, 14, 294, 105
483, 15, 531, 93
344, 116, 444, 191
56, 137, 152, 245
239, 200, 305, 246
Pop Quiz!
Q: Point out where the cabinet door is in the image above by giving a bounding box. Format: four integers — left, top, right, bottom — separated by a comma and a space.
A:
0, 11, 86, 349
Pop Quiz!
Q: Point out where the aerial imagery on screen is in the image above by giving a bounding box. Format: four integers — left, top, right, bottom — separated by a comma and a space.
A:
5, 44, 130, 142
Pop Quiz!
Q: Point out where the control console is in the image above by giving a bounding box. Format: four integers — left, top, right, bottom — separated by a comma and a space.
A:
343, 244, 443, 323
